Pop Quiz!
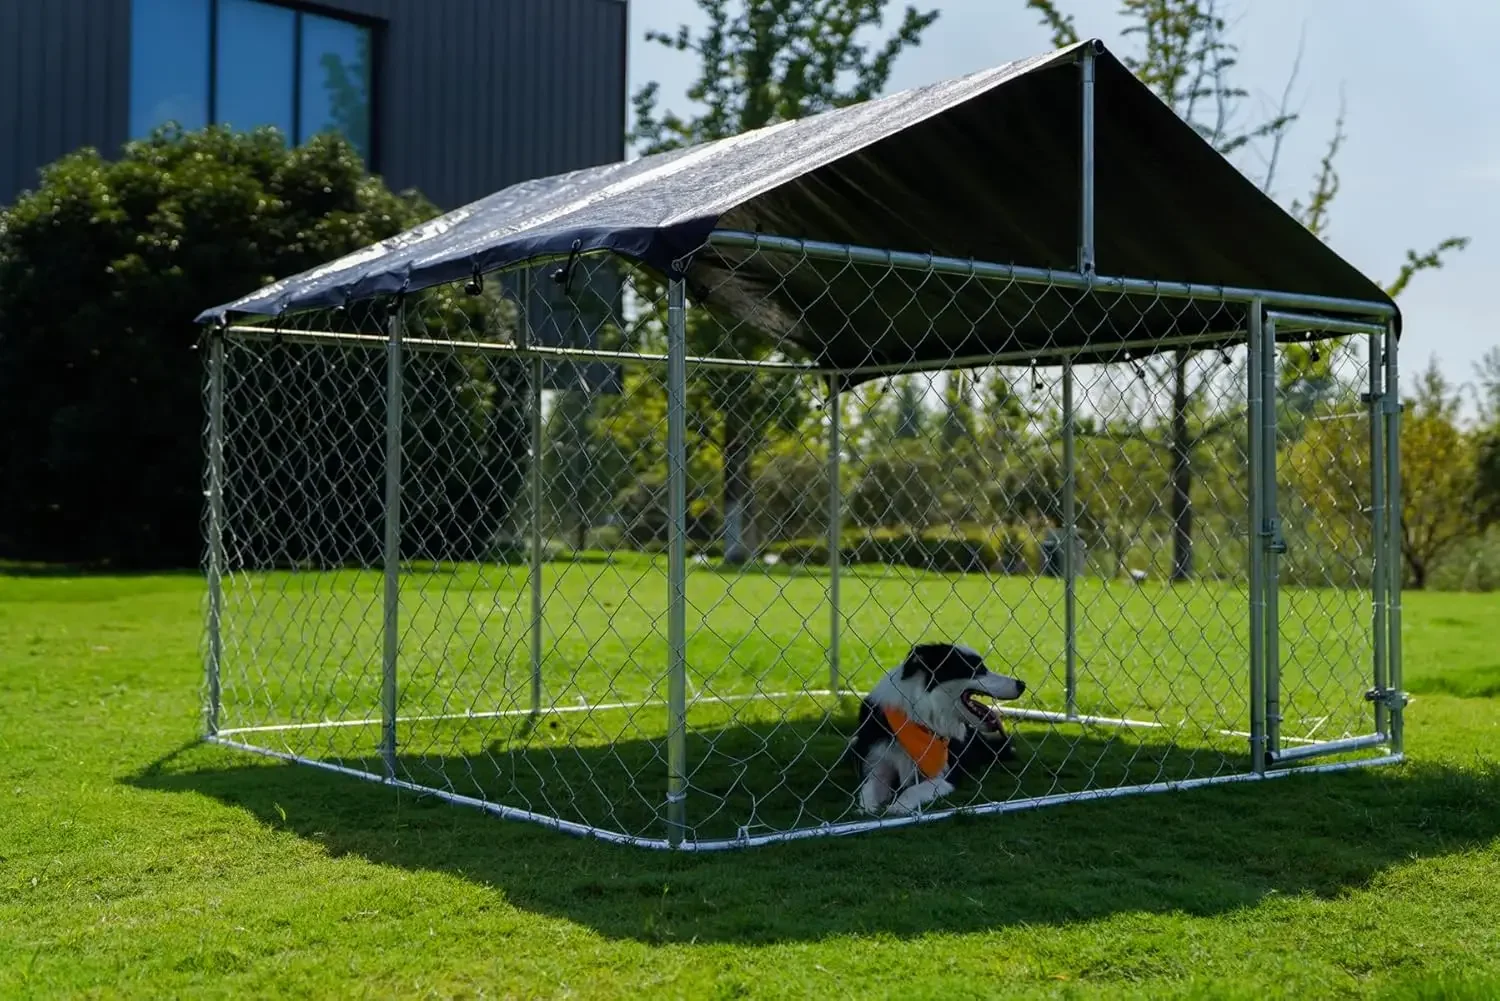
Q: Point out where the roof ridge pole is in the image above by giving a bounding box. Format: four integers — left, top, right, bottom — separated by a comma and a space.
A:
1062, 40, 1097, 721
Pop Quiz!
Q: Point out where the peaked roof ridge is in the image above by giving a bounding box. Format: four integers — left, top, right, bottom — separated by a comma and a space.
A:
199, 34, 1396, 369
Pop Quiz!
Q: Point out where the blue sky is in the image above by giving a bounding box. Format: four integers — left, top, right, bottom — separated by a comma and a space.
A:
626, 0, 1497, 410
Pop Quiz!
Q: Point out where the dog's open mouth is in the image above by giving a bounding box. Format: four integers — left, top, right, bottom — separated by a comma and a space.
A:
961, 689, 1002, 730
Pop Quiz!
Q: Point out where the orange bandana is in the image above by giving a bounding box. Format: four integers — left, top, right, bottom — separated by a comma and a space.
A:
882, 705, 949, 779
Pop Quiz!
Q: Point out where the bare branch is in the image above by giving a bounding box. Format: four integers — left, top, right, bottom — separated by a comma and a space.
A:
1260, 23, 1306, 196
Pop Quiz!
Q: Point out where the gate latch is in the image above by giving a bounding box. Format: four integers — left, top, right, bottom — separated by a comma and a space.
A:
1263, 517, 1287, 555
1364, 687, 1409, 711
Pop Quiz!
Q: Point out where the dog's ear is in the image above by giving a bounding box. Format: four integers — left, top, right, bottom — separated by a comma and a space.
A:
900, 644, 951, 687
903, 643, 988, 686
899, 645, 935, 682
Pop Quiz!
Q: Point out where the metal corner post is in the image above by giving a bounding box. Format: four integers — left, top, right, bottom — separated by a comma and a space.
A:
1367, 331, 1389, 738
1246, 300, 1266, 773
205, 330, 227, 737
827, 374, 843, 694
1062, 363, 1078, 718
522, 269, 544, 717
381, 302, 405, 779
1078, 41, 1096, 278
1064, 38, 1095, 719
1384, 322, 1404, 755
665, 278, 690, 846
1260, 313, 1282, 758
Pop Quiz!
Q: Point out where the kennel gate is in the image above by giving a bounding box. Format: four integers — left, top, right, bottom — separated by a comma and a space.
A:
196, 39, 1407, 850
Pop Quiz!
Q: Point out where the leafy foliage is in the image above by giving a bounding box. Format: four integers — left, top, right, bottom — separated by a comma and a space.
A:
1022, 0, 1467, 583
0, 125, 475, 568
628, 0, 938, 563
1287, 359, 1495, 589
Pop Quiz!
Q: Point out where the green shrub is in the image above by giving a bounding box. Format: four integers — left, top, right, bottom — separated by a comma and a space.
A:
0, 124, 469, 569
771, 524, 1039, 575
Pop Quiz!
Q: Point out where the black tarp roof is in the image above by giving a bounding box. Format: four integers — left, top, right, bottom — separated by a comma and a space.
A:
198, 39, 1397, 370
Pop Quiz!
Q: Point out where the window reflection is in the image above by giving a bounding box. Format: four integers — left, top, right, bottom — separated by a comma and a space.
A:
215, 0, 296, 141
128, 0, 211, 138
129, 0, 374, 164
299, 13, 373, 162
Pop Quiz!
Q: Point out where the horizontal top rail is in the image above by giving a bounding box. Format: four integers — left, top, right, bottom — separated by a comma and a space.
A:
1264, 310, 1388, 337
222, 323, 1250, 377
707, 230, 1397, 322
219, 325, 822, 374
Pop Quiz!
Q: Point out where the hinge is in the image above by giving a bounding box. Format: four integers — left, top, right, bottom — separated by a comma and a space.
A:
1262, 517, 1287, 555
1364, 687, 1409, 711
1359, 390, 1404, 415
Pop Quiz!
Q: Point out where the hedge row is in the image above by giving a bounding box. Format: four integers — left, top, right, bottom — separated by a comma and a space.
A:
769, 526, 1044, 575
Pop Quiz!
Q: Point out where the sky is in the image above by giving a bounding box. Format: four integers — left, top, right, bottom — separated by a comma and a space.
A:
624, 0, 1499, 412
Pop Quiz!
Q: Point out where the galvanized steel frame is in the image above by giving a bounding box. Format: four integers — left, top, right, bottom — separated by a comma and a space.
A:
199, 44, 1405, 849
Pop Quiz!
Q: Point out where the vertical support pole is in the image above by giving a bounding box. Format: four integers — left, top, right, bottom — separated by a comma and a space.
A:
381, 302, 405, 779
1078, 41, 1097, 277
522, 270, 544, 717
1261, 315, 1282, 758
1367, 331, 1388, 738
827, 375, 843, 695
1066, 39, 1096, 721
1384, 323, 1404, 756
1062, 361, 1078, 719
665, 278, 690, 845
1246, 300, 1266, 773
205, 329, 227, 737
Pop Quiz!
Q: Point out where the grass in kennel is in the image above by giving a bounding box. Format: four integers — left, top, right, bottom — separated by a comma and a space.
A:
216, 554, 1379, 841
4, 567, 1500, 999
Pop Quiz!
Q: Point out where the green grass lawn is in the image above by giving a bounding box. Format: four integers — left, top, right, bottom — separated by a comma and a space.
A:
2, 564, 1499, 999
207, 555, 1385, 844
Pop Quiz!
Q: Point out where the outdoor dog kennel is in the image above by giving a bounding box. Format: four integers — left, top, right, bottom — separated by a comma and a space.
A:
195, 39, 1406, 850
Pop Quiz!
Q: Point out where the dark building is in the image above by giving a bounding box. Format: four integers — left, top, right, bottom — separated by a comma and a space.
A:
0, 0, 629, 209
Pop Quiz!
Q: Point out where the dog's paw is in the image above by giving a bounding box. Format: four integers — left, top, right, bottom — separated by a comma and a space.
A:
856, 784, 888, 816
889, 779, 955, 816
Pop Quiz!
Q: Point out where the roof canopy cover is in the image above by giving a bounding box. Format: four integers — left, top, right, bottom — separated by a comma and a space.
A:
199, 39, 1396, 370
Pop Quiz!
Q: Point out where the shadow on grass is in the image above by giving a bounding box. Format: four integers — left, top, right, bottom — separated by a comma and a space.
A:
123, 707, 1500, 945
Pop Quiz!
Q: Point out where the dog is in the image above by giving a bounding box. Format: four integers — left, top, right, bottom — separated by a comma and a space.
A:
846, 642, 1026, 816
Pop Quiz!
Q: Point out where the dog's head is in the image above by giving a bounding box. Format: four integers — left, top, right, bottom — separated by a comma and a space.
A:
898, 643, 1025, 735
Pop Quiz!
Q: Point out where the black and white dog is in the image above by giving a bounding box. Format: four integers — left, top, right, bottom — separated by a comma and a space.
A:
846, 643, 1026, 816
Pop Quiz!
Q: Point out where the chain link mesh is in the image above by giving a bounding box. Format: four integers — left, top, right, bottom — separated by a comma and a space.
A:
203, 240, 1394, 847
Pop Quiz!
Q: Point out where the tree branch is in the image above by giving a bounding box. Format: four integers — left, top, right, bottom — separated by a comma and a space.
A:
1385, 236, 1471, 299
1259, 24, 1306, 196
1024, 0, 1080, 48
1190, 409, 1243, 448
1076, 426, 1172, 454
1290, 89, 1347, 239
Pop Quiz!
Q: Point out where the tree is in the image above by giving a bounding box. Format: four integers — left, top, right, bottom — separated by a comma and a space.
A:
1287, 358, 1491, 589
316, 35, 373, 162
1472, 348, 1500, 528
630, 0, 940, 563
0, 125, 512, 568
1398, 361, 1489, 587
1024, 0, 1468, 582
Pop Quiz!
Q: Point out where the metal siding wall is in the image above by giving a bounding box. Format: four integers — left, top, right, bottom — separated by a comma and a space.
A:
306, 0, 626, 209
0, 0, 131, 205
0, 0, 626, 210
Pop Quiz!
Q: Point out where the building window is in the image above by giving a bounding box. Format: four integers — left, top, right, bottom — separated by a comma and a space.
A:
129, 0, 374, 165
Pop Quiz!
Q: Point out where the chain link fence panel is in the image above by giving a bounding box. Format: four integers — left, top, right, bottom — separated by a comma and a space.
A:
201, 239, 1401, 849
